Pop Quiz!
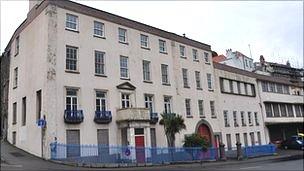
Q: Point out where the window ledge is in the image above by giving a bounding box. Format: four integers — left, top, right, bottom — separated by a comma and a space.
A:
162, 83, 171, 86
184, 86, 190, 89
159, 51, 168, 55
196, 88, 203, 90
141, 46, 150, 50
186, 115, 193, 118
14, 52, 19, 57
65, 70, 80, 74
211, 116, 217, 119
13, 86, 17, 89
193, 59, 199, 62
65, 28, 79, 33
208, 89, 214, 92
180, 56, 187, 59
205, 62, 211, 65
143, 80, 153, 84
119, 41, 129, 45
199, 116, 206, 118
120, 77, 130, 81
93, 35, 106, 39
95, 74, 107, 78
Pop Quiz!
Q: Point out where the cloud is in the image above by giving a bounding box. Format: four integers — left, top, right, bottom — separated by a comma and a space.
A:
1, 1, 302, 68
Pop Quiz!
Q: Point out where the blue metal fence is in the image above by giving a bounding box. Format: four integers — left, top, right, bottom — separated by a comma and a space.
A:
50, 143, 276, 165
50, 143, 217, 164
243, 144, 276, 158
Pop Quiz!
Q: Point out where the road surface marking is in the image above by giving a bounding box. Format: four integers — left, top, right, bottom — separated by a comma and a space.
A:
240, 166, 261, 170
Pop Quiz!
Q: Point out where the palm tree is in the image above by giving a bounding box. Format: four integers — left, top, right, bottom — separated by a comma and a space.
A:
159, 113, 186, 147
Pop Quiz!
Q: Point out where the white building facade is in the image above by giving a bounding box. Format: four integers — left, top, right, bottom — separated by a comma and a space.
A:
5, 0, 223, 159
214, 63, 267, 149
220, 49, 254, 72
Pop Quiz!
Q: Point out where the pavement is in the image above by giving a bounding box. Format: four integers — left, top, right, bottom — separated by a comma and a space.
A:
1, 140, 303, 171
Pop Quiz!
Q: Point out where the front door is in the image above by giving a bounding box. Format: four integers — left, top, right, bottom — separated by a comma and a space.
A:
135, 136, 145, 163
198, 124, 212, 145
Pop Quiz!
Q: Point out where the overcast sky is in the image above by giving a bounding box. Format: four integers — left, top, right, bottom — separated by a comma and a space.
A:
1, 0, 303, 67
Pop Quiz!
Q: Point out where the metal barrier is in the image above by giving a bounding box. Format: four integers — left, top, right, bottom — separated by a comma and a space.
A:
50, 143, 217, 164
50, 143, 276, 165
243, 144, 276, 158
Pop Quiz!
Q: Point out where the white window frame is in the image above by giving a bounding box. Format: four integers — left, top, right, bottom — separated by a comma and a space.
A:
204, 52, 210, 63
185, 99, 191, 116
143, 60, 151, 81
140, 34, 149, 48
182, 68, 189, 88
15, 36, 19, 56
159, 39, 167, 53
13, 67, 18, 88
192, 49, 198, 61
93, 21, 105, 37
144, 94, 154, 113
248, 112, 253, 125
198, 100, 204, 117
96, 91, 107, 111
180, 45, 186, 58
121, 93, 130, 108
118, 28, 127, 43
233, 111, 238, 127
66, 13, 78, 31
241, 111, 246, 126
95, 51, 105, 75
66, 46, 78, 71
207, 73, 213, 90
254, 112, 259, 125
161, 64, 169, 84
210, 101, 216, 117
223, 110, 230, 127
120, 56, 129, 79
195, 71, 202, 89
66, 89, 78, 111
164, 96, 172, 114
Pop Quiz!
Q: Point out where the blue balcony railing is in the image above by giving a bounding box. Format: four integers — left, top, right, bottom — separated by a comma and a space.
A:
94, 111, 112, 124
64, 110, 84, 124
150, 113, 159, 124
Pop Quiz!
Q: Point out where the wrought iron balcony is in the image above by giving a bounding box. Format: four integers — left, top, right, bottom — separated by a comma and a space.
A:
94, 111, 112, 124
150, 112, 159, 124
64, 110, 84, 124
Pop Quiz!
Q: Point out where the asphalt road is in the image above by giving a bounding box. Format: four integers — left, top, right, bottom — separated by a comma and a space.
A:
1, 141, 303, 171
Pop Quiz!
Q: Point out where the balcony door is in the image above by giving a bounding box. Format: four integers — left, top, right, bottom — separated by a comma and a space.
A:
66, 89, 77, 111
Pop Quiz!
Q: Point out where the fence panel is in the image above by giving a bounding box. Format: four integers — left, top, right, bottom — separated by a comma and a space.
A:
50, 143, 274, 165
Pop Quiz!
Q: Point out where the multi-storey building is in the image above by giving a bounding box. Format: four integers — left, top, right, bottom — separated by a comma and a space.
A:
257, 77, 303, 142
2, 0, 301, 161
3, 0, 222, 159
212, 49, 254, 72
214, 63, 267, 149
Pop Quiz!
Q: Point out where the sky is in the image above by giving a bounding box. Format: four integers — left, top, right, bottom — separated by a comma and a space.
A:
1, 0, 303, 68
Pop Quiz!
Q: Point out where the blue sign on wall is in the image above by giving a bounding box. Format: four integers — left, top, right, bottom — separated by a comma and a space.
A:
37, 119, 46, 127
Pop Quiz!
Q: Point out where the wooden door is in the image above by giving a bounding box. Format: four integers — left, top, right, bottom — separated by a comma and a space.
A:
135, 136, 145, 163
